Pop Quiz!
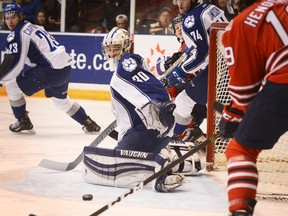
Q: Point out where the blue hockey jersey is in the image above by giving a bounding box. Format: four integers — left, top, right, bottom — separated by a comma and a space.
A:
181, 3, 227, 74
1, 20, 73, 83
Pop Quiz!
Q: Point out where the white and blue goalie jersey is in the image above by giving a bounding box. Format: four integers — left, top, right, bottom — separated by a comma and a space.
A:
110, 53, 171, 141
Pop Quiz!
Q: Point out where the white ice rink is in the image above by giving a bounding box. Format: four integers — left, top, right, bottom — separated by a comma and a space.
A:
0, 96, 287, 216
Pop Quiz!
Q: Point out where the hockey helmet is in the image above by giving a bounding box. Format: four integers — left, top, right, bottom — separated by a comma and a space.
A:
172, 13, 184, 34
102, 27, 133, 61
3, 3, 25, 20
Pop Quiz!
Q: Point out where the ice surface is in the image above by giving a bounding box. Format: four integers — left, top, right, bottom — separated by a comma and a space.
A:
0, 96, 287, 216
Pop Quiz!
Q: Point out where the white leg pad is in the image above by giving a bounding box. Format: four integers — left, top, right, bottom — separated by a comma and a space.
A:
163, 141, 206, 174
83, 146, 165, 188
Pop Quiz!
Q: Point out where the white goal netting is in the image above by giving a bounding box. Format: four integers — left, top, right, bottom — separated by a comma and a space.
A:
208, 23, 288, 193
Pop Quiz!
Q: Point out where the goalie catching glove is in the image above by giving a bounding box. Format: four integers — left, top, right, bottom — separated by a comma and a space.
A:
219, 102, 244, 139
135, 100, 176, 137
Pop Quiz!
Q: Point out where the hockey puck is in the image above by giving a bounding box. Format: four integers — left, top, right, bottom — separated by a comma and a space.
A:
82, 194, 93, 201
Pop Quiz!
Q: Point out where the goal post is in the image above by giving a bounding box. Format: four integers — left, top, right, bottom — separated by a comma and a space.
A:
206, 22, 288, 190
206, 22, 230, 172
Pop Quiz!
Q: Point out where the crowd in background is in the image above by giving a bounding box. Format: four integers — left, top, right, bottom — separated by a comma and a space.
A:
0, 0, 236, 33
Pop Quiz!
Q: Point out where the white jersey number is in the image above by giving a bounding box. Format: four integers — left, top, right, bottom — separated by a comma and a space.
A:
265, 7, 288, 45
35, 30, 60, 52
132, 71, 150, 82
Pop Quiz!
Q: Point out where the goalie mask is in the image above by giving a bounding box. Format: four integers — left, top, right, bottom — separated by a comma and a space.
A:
102, 27, 133, 70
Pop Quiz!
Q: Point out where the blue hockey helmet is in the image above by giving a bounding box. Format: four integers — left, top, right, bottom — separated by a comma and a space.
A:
3, 3, 25, 20
172, 13, 184, 33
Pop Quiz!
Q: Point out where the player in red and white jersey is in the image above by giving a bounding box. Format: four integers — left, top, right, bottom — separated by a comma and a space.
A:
219, 0, 288, 215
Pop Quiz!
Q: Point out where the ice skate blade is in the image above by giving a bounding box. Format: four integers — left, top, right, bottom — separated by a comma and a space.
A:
10, 128, 36, 134
82, 128, 101, 134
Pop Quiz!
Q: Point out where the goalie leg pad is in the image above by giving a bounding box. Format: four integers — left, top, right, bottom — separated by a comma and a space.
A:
162, 140, 206, 174
83, 146, 166, 188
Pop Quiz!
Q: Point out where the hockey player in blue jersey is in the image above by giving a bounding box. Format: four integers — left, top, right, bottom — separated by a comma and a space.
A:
82, 27, 206, 192
165, 0, 228, 144
0, 3, 101, 134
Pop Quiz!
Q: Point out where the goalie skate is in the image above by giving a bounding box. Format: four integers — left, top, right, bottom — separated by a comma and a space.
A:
9, 113, 36, 134
154, 173, 185, 192
82, 116, 101, 134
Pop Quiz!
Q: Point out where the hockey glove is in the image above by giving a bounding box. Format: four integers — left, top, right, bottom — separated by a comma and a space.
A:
158, 101, 176, 129
164, 52, 182, 70
219, 103, 244, 139
160, 77, 168, 86
166, 66, 187, 88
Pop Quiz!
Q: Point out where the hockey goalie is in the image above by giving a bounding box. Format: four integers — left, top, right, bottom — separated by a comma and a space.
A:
82, 27, 206, 192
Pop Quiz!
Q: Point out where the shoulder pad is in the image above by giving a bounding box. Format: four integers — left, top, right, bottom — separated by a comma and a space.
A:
7, 31, 15, 43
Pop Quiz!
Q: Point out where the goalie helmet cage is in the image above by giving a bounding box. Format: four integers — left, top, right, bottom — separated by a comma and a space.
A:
206, 22, 288, 191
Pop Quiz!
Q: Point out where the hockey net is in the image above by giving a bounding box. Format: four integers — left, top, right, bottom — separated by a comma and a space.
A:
206, 22, 288, 199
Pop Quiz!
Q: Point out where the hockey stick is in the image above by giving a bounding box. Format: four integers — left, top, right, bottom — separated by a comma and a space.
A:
0, 54, 14, 80
158, 46, 194, 81
212, 100, 224, 114
89, 133, 220, 216
39, 120, 117, 171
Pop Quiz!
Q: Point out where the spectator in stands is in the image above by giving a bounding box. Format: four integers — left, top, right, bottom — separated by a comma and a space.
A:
79, 0, 106, 32
104, 0, 130, 31
13, 0, 42, 24
41, 0, 60, 31
212, 0, 236, 21
115, 14, 128, 30
34, 9, 55, 31
85, 23, 109, 33
65, 0, 80, 32
138, 7, 173, 35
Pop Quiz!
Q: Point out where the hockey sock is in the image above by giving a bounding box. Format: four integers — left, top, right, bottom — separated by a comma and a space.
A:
226, 139, 261, 213
9, 96, 27, 119
70, 106, 87, 125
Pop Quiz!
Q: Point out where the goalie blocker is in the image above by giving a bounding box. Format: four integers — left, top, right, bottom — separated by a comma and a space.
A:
83, 141, 204, 191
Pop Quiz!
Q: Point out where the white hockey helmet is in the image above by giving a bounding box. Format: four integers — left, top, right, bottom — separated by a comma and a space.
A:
102, 27, 133, 61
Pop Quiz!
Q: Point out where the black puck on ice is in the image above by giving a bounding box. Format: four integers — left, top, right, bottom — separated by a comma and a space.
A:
82, 193, 93, 201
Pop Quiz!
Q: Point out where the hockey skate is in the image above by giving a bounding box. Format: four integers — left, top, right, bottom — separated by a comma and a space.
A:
82, 116, 101, 134
154, 173, 185, 192
9, 112, 36, 134
229, 199, 257, 216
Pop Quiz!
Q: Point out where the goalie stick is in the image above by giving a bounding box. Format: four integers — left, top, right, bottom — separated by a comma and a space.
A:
39, 120, 117, 171
89, 133, 221, 216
